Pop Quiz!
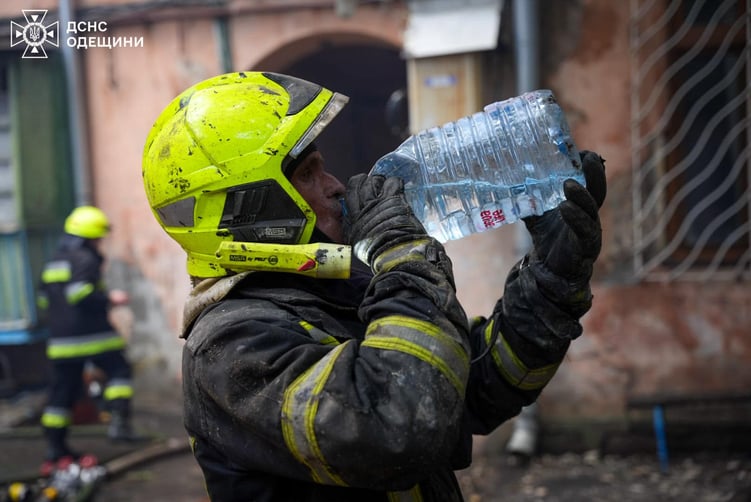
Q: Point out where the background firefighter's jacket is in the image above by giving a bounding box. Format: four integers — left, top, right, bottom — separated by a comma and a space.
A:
38, 235, 124, 360
181, 239, 572, 501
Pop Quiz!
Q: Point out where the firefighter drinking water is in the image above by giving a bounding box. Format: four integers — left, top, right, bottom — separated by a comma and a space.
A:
141, 72, 606, 501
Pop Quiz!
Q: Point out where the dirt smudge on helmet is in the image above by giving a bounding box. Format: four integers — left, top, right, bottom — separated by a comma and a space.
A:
258, 85, 280, 96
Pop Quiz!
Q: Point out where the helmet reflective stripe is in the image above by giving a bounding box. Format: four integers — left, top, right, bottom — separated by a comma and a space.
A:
64, 206, 110, 239
41, 260, 72, 284
142, 72, 349, 278
155, 197, 195, 228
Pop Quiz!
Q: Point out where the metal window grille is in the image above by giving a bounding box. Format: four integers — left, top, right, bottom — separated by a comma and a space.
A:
630, 0, 751, 281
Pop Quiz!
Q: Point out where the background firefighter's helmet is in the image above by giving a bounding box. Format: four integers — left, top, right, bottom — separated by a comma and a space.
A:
64, 206, 110, 239
142, 72, 349, 277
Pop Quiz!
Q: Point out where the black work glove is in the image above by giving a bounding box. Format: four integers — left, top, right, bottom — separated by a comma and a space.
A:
522, 150, 607, 315
343, 174, 428, 264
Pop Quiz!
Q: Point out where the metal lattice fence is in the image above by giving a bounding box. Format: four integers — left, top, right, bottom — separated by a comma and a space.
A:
630, 0, 751, 281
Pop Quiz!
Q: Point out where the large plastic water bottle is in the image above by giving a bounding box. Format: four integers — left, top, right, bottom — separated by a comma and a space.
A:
370, 90, 584, 243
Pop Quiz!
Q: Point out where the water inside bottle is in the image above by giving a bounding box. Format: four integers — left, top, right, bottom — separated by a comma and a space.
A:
403, 175, 577, 242
371, 154, 584, 242
370, 90, 584, 242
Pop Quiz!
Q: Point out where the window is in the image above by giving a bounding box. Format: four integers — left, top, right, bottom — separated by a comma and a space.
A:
631, 0, 750, 281
0, 64, 14, 229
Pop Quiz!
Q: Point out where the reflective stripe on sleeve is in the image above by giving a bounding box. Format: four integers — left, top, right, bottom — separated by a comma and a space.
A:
41, 260, 72, 284
388, 485, 424, 501
281, 343, 349, 486
65, 281, 95, 305
37, 294, 49, 310
363, 315, 468, 396
484, 320, 560, 391
46, 332, 126, 359
371, 238, 433, 275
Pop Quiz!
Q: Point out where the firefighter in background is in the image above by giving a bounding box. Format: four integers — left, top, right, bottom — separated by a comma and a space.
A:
142, 72, 606, 501
37, 206, 135, 470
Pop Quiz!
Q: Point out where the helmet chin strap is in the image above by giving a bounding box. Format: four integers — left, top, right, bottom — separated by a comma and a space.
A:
214, 241, 351, 279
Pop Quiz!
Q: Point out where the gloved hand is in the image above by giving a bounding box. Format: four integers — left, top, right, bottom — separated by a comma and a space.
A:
343, 174, 428, 264
522, 150, 606, 311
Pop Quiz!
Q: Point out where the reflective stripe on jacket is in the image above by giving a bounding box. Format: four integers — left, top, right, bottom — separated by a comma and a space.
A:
46, 331, 125, 359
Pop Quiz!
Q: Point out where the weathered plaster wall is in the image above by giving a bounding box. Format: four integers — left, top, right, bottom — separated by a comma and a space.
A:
80, 2, 411, 379
230, 2, 406, 70
79, 15, 223, 378
532, 0, 751, 420
548, 282, 751, 418
78, 0, 751, 418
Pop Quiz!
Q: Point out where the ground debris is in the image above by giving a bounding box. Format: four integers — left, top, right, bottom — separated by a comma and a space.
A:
458, 449, 751, 502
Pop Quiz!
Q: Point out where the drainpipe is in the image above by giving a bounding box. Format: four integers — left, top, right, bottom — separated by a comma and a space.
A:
513, 0, 540, 95
59, 0, 92, 206
506, 0, 540, 460
512, 0, 538, 259
214, 16, 233, 74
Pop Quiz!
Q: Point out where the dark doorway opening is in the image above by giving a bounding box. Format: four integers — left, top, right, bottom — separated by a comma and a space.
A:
254, 41, 408, 183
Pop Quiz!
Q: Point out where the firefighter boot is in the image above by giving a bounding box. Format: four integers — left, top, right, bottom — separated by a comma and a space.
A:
107, 409, 140, 442
41, 426, 80, 475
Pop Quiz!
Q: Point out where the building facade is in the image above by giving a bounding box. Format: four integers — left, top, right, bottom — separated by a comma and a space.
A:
1, 0, 749, 447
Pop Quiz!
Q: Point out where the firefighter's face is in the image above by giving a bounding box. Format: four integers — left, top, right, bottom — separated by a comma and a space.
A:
289, 150, 346, 243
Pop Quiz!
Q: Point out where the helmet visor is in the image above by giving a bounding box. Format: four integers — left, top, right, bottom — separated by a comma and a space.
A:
289, 92, 349, 159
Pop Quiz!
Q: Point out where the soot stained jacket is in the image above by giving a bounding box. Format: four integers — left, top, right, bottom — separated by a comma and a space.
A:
181, 238, 571, 502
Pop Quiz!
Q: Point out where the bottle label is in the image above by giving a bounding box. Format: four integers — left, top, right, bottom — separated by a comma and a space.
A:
477, 208, 507, 229
471, 198, 515, 231
470, 195, 541, 232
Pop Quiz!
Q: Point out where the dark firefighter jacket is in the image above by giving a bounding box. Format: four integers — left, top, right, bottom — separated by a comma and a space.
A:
38, 234, 124, 360
181, 237, 572, 502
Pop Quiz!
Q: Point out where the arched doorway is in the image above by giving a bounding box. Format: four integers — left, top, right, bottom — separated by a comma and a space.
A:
253, 38, 408, 183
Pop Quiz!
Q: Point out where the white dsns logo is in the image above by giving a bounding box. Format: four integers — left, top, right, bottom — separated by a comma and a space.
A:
10, 10, 60, 59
